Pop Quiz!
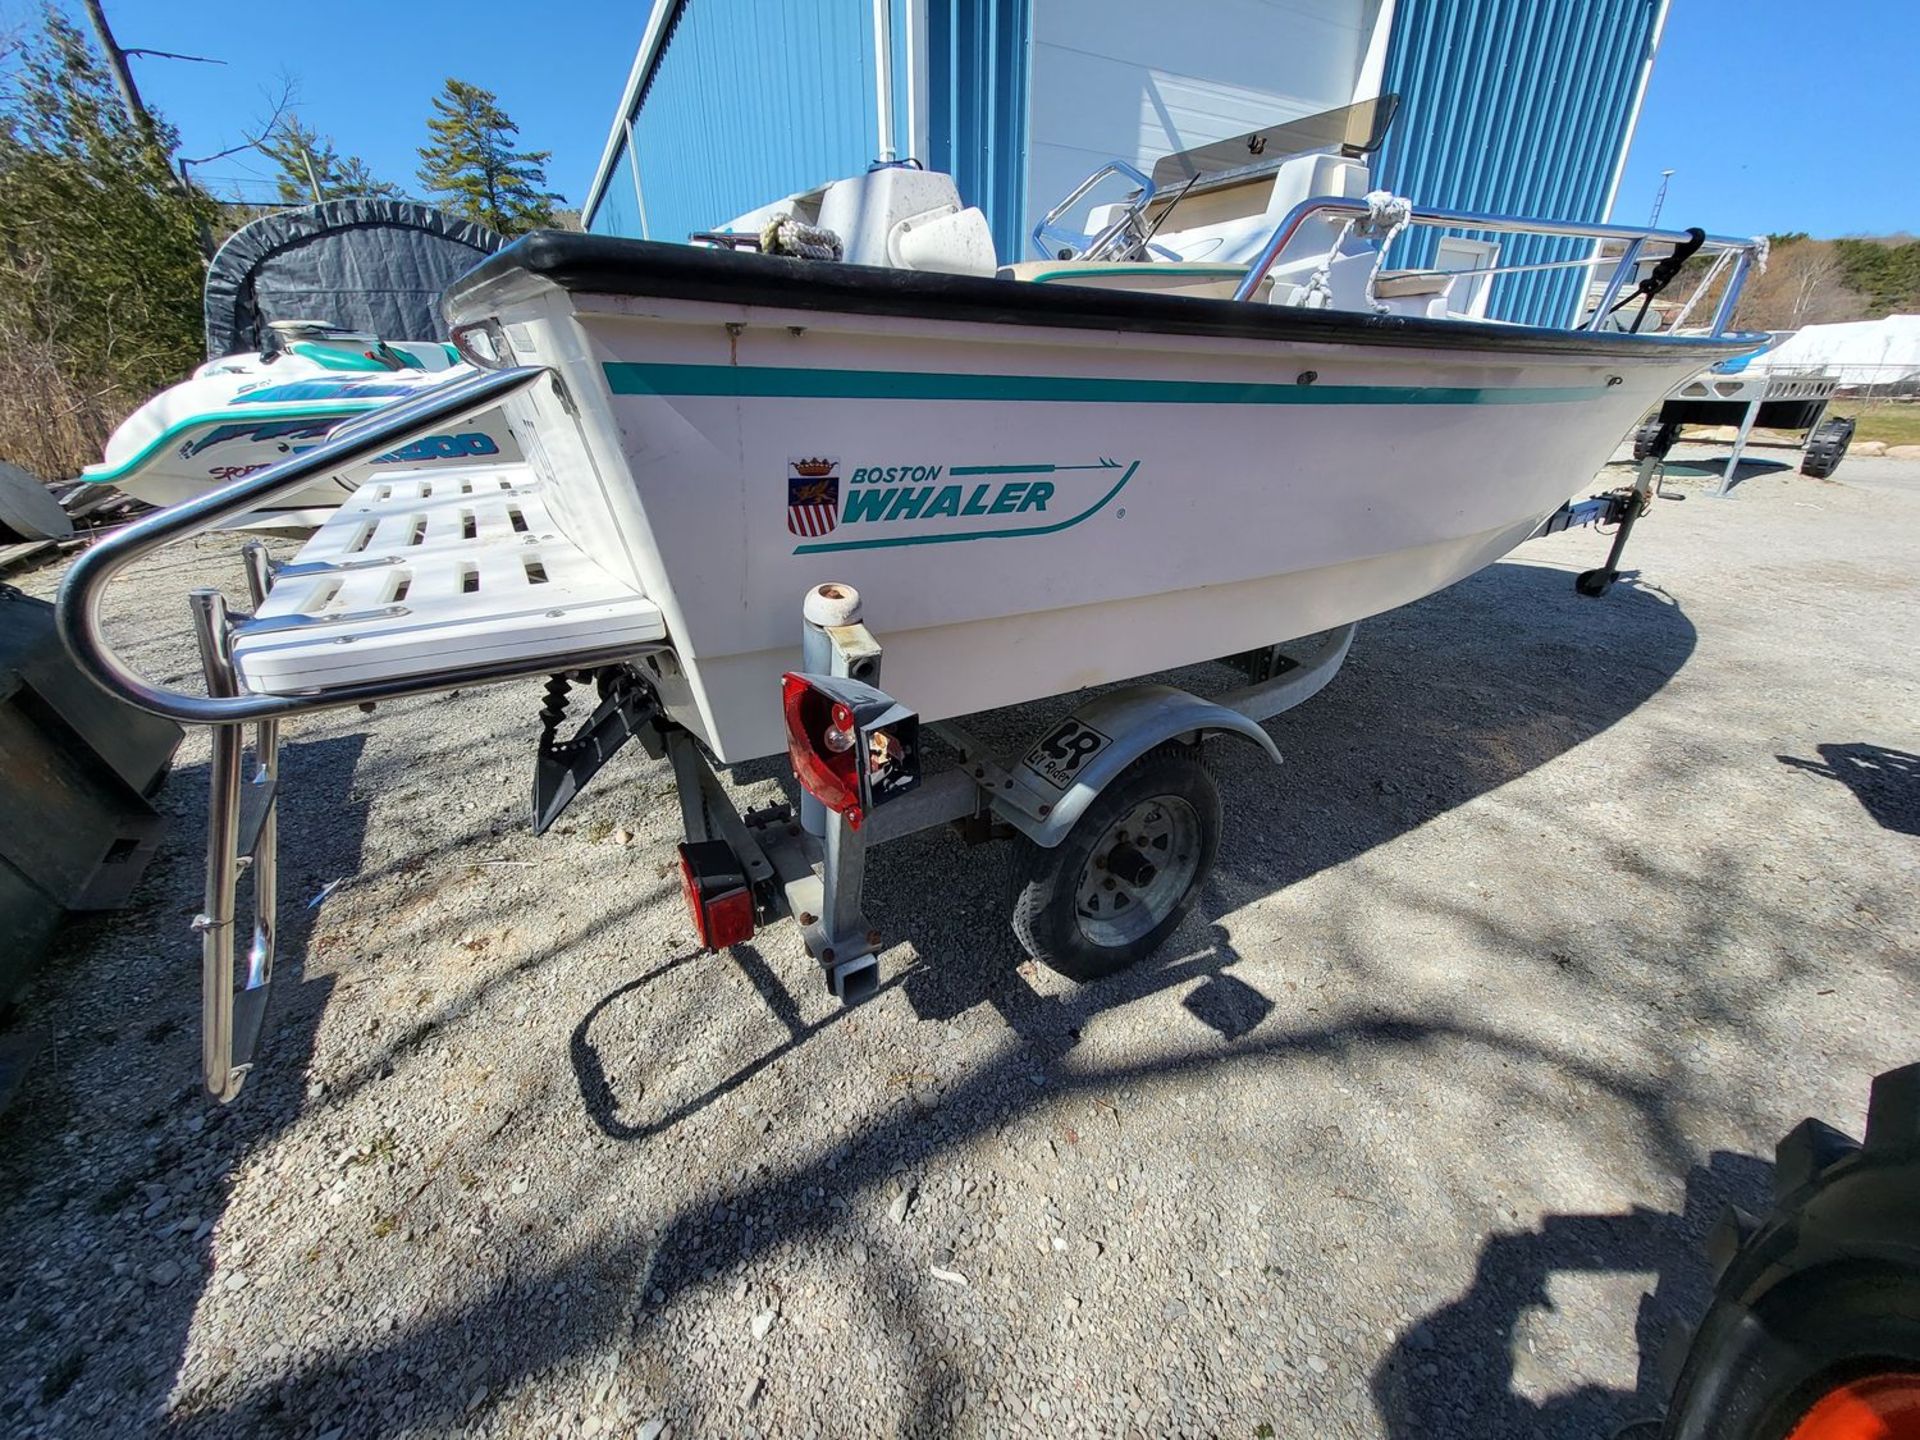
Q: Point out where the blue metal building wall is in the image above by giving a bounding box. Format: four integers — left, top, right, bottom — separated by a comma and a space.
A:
1376, 0, 1662, 327
588, 132, 642, 236
598, 0, 884, 245
924, 0, 1031, 264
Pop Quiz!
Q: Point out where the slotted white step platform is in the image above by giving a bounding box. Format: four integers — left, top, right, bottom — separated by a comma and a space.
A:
232, 462, 666, 694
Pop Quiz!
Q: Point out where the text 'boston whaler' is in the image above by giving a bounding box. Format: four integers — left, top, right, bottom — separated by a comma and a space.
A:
60, 97, 1768, 1098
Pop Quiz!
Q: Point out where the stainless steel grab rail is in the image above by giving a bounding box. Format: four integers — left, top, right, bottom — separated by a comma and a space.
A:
54, 363, 602, 725
1230, 195, 1763, 333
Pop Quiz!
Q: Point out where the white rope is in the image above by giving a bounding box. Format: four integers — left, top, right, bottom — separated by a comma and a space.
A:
1355, 191, 1415, 314
1298, 217, 1361, 310
1298, 191, 1415, 314
760, 215, 844, 262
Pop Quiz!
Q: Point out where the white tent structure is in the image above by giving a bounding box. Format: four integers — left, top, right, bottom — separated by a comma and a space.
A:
1761, 315, 1920, 391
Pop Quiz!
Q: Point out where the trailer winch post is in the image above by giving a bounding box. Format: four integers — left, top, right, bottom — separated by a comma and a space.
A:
796, 583, 886, 1000
799, 583, 868, 836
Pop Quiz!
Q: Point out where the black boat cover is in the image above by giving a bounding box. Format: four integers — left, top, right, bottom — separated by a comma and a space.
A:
204, 200, 504, 358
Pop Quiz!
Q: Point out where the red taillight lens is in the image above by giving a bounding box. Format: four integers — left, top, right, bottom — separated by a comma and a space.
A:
782, 673, 864, 828
699, 886, 755, 948
677, 841, 755, 949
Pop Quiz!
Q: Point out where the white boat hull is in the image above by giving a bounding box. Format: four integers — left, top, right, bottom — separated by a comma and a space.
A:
455, 259, 1741, 762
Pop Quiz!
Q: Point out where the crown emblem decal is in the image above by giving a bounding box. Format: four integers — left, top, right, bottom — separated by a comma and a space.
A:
791, 457, 836, 477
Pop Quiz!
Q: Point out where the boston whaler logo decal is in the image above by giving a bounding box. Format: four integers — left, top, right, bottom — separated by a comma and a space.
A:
787, 457, 1139, 554
787, 457, 841, 537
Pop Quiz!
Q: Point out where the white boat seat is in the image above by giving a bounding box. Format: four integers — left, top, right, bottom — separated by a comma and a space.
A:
998, 260, 1275, 302
231, 461, 667, 694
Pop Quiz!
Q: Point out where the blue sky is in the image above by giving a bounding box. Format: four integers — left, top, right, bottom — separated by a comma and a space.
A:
10, 1, 1916, 237
1613, 0, 1918, 237
15, 0, 645, 210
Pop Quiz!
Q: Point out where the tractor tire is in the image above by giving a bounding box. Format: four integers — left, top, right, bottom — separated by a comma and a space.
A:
1009, 743, 1219, 982
1658, 1062, 1920, 1439
1800, 417, 1856, 479
1634, 418, 1682, 462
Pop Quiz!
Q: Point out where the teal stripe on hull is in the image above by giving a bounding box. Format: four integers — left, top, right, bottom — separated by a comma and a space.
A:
603, 362, 1614, 407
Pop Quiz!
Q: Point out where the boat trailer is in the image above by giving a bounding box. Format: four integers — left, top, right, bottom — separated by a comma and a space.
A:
56, 368, 1661, 1101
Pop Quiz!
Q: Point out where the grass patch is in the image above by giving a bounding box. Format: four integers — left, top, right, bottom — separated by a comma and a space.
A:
1835, 401, 1920, 448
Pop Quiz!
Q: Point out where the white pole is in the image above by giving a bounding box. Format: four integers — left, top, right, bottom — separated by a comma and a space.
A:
872, 0, 897, 162
624, 116, 651, 240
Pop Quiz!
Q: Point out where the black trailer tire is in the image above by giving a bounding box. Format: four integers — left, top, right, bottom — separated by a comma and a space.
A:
1800, 417, 1856, 479
1634, 418, 1682, 462
1658, 1063, 1920, 1440
1009, 744, 1220, 982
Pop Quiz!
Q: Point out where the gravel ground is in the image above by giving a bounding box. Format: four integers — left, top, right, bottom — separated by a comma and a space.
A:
2, 440, 1917, 1439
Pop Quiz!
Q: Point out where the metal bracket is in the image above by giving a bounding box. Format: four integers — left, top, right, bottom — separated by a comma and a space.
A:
531, 670, 663, 834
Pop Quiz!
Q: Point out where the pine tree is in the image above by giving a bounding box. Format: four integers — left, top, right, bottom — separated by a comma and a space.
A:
415, 79, 561, 234
262, 116, 400, 204
0, 7, 217, 476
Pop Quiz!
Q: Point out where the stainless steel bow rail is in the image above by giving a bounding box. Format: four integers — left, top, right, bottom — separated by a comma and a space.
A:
1232, 197, 1766, 334
54, 365, 668, 1101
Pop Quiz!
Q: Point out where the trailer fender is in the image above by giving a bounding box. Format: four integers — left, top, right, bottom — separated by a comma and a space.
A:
1010, 685, 1280, 848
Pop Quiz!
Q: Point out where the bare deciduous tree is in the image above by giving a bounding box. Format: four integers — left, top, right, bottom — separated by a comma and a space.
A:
1737, 240, 1863, 331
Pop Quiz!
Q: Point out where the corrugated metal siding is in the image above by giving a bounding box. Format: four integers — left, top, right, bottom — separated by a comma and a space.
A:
925, 0, 1030, 262
1376, 0, 1662, 326
611, 0, 882, 244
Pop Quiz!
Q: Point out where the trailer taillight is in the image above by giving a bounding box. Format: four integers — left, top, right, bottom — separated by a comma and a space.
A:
783, 675, 865, 824
781, 672, 921, 830
677, 840, 754, 949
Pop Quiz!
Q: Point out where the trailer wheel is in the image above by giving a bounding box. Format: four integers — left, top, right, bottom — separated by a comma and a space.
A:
1800, 417, 1856, 479
1656, 1063, 1920, 1440
1633, 418, 1682, 462
1010, 744, 1220, 981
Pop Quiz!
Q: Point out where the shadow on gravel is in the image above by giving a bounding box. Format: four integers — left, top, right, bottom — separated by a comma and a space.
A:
1779, 742, 1920, 836
169, 986, 1734, 1436
1372, 1149, 1776, 1440
570, 942, 910, 1141
144, 558, 1718, 1435
0, 733, 368, 1436
890, 556, 1698, 1030
1651, 455, 1792, 495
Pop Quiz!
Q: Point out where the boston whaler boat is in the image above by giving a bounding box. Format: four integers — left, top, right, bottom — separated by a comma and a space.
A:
60, 99, 1767, 1098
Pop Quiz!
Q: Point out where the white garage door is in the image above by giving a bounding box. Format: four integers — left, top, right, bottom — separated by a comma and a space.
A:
1025, 0, 1388, 257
